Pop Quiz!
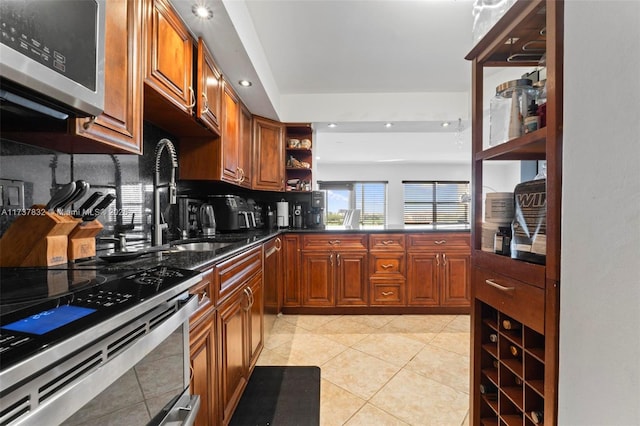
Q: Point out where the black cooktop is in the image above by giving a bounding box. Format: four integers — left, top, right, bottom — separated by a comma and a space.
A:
0, 265, 199, 370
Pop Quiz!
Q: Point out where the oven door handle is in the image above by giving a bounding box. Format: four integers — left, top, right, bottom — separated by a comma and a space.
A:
158, 393, 201, 426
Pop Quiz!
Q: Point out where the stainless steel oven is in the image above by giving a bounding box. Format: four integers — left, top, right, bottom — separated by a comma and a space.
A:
0, 266, 202, 426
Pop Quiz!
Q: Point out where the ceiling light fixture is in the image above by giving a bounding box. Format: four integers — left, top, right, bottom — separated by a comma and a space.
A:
327, 123, 337, 128
384, 122, 393, 128
192, 4, 213, 19
238, 80, 252, 87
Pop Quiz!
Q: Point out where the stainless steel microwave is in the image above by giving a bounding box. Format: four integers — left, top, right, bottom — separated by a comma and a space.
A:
0, 0, 106, 118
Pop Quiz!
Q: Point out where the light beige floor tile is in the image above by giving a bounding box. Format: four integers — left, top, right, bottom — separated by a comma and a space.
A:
444, 315, 471, 332
429, 331, 471, 357
280, 314, 343, 331
271, 333, 348, 366
462, 410, 470, 425
255, 348, 290, 366
370, 369, 468, 426
264, 322, 311, 350
345, 403, 410, 426
397, 331, 439, 345
381, 315, 451, 334
352, 333, 426, 367
322, 348, 401, 400
347, 314, 398, 329
315, 316, 377, 347
405, 344, 470, 394
320, 379, 366, 426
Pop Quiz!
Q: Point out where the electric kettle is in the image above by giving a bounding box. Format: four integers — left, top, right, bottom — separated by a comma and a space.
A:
199, 203, 216, 236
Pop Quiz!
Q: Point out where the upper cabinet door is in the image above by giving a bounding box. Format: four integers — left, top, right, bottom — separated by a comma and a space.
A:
252, 116, 285, 191
146, 0, 194, 114
73, 0, 144, 154
196, 38, 222, 135
238, 105, 253, 188
221, 82, 241, 184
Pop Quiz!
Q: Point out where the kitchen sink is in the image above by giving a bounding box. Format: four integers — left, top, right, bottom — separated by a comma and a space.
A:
169, 241, 232, 252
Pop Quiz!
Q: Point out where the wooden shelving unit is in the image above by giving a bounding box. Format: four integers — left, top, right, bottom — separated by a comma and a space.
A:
466, 1, 563, 425
284, 123, 313, 192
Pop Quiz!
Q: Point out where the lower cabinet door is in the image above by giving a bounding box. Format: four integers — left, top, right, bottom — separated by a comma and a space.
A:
407, 252, 439, 306
218, 292, 247, 424
247, 273, 264, 370
189, 308, 216, 426
440, 251, 471, 307
301, 251, 334, 306
335, 251, 368, 306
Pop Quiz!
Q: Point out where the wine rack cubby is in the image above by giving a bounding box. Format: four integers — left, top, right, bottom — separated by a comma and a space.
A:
478, 303, 545, 425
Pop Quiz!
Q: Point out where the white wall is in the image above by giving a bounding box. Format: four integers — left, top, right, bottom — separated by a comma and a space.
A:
559, 1, 640, 424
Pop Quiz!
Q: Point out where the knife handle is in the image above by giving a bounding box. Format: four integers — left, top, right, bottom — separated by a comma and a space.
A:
75, 191, 103, 217
90, 194, 116, 216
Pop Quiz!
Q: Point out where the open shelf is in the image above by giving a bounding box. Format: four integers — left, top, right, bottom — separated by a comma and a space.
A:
475, 128, 547, 161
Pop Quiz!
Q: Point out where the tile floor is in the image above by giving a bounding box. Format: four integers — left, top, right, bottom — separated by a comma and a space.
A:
256, 314, 471, 426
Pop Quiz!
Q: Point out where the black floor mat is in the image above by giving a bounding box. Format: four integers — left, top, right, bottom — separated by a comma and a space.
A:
229, 366, 321, 426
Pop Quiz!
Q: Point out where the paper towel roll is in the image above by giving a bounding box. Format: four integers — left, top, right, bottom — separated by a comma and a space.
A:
276, 201, 289, 228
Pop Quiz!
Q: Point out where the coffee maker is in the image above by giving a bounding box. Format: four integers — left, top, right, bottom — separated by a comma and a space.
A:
306, 191, 325, 229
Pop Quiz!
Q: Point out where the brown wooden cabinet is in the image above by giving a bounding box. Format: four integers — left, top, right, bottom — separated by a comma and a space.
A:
300, 234, 368, 307
284, 124, 313, 192
263, 236, 283, 314
196, 37, 222, 135
407, 234, 470, 308
189, 308, 216, 426
252, 116, 285, 191
239, 105, 253, 189
215, 246, 263, 425
72, 0, 144, 154
145, 0, 193, 114
188, 269, 216, 426
282, 234, 302, 307
369, 234, 406, 306
466, 1, 563, 424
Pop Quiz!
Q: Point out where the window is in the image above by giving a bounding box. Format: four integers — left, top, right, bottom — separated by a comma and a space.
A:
403, 181, 470, 225
318, 181, 387, 227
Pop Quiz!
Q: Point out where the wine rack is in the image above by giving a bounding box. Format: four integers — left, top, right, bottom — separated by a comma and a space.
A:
479, 304, 545, 426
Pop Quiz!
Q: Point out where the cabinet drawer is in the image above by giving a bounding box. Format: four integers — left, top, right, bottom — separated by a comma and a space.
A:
301, 234, 367, 251
407, 233, 470, 251
474, 267, 544, 334
369, 234, 405, 251
370, 280, 405, 306
189, 268, 215, 325
215, 245, 263, 303
370, 253, 405, 277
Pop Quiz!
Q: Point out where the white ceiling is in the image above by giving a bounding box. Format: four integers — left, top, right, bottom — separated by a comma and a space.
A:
170, 0, 477, 163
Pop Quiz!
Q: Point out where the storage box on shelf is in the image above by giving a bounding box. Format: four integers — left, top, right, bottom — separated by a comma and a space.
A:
466, 0, 563, 425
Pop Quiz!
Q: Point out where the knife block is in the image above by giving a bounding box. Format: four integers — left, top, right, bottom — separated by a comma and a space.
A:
68, 219, 103, 262
0, 205, 78, 267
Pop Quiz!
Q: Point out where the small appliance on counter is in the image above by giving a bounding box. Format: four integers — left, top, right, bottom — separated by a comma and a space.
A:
246, 198, 264, 229
306, 191, 326, 229
200, 203, 216, 236
292, 202, 305, 229
177, 197, 203, 237
209, 195, 255, 232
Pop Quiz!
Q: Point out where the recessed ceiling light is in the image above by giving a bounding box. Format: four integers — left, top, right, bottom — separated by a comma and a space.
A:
441, 122, 450, 127
384, 122, 393, 128
238, 80, 252, 87
328, 123, 337, 128
192, 4, 213, 19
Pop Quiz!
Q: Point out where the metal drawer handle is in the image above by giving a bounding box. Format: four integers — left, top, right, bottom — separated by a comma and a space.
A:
485, 279, 515, 293
434, 240, 446, 245
436, 253, 440, 266
381, 264, 394, 269
382, 240, 394, 245
442, 253, 447, 265
329, 240, 341, 245
381, 291, 394, 296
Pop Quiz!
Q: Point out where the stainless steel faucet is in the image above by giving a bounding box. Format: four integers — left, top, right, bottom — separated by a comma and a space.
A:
152, 138, 178, 246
